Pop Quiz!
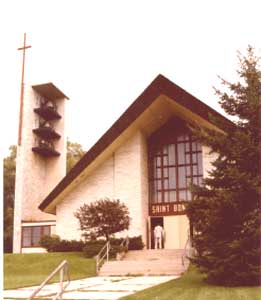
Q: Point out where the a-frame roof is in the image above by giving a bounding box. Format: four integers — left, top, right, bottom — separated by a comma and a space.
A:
39, 74, 231, 213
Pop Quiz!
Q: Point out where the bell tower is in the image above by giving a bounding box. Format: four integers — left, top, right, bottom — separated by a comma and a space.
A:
13, 34, 68, 253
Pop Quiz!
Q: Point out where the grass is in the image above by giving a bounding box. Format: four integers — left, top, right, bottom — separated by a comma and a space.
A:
4, 252, 96, 290
120, 266, 261, 300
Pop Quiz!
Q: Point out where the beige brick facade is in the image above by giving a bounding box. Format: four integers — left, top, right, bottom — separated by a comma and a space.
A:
55, 132, 217, 248
13, 84, 67, 253
56, 131, 149, 244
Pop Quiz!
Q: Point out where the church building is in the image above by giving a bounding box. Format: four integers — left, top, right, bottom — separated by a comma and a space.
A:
13, 74, 229, 253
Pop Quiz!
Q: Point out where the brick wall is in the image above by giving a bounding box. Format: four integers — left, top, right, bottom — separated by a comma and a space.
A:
13, 85, 66, 253
56, 131, 149, 242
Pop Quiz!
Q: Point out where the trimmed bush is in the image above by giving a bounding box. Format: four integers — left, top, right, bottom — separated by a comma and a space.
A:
39, 235, 144, 254
110, 245, 127, 258
39, 235, 85, 252
109, 236, 144, 250
128, 236, 144, 250
82, 243, 105, 258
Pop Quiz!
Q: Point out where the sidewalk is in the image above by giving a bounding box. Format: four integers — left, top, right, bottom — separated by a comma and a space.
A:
4, 275, 179, 300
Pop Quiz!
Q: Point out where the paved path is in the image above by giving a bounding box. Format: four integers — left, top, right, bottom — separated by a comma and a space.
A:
4, 275, 179, 300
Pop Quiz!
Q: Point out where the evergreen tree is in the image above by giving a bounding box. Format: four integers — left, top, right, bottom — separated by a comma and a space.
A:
186, 46, 261, 286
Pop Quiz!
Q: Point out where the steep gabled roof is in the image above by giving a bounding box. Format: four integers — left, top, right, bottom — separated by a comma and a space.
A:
39, 74, 231, 213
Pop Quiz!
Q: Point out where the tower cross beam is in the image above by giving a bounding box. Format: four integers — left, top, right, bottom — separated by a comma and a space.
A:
18, 33, 31, 145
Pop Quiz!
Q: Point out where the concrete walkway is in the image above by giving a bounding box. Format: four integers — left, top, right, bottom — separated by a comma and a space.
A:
4, 275, 179, 300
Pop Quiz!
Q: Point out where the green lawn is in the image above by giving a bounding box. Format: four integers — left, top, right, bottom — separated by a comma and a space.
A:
4, 252, 96, 290
120, 267, 261, 300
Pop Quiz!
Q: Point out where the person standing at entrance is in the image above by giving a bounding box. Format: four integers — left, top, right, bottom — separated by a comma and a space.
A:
154, 224, 164, 249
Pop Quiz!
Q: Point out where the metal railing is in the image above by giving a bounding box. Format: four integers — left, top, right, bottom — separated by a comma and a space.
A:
120, 236, 129, 249
96, 241, 110, 273
181, 230, 194, 267
29, 260, 70, 300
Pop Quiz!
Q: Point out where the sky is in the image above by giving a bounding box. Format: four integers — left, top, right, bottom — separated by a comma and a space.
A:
1, 0, 261, 157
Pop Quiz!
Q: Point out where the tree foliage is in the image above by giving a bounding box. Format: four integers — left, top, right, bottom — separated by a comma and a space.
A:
186, 46, 261, 286
66, 140, 85, 172
74, 198, 130, 241
3, 145, 17, 252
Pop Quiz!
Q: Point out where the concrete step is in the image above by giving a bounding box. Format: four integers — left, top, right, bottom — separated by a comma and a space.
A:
98, 249, 189, 276
124, 249, 184, 261
99, 260, 188, 276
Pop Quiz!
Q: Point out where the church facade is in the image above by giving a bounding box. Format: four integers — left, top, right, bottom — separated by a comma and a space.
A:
13, 75, 228, 253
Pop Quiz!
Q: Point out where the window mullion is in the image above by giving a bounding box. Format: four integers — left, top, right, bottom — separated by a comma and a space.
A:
175, 140, 179, 202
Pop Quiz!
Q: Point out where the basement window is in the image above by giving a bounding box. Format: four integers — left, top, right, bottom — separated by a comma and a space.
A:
22, 226, 50, 247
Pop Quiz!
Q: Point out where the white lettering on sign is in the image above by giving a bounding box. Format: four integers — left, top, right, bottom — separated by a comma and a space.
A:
151, 203, 186, 215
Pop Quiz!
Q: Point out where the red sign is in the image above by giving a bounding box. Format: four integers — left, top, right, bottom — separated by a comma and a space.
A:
149, 202, 186, 216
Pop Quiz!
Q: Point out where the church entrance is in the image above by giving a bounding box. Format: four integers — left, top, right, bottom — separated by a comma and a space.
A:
149, 215, 190, 249
150, 217, 164, 249
147, 118, 203, 249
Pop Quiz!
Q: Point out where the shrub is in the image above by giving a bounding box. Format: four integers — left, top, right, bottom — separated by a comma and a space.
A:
39, 235, 85, 252
39, 235, 61, 252
109, 245, 127, 258
128, 236, 144, 250
82, 240, 128, 258
82, 243, 105, 258
107, 236, 144, 250
82, 240, 107, 258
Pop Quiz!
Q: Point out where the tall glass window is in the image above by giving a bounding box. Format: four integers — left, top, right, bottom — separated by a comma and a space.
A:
149, 120, 203, 204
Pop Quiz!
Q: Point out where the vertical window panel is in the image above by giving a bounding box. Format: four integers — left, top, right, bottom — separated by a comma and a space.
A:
185, 154, 190, 165
178, 167, 186, 188
32, 227, 41, 246
168, 144, 175, 164
156, 156, 161, 167
193, 165, 198, 175
157, 180, 162, 190
164, 191, 169, 203
22, 227, 31, 247
163, 156, 168, 166
169, 167, 176, 189
164, 179, 169, 190
179, 190, 187, 201
192, 142, 197, 151
163, 168, 168, 178
169, 191, 176, 202
177, 144, 185, 165
198, 153, 203, 175
157, 192, 162, 202
186, 166, 191, 176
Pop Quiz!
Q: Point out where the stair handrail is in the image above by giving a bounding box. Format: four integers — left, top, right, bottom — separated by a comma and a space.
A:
181, 230, 192, 266
96, 241, 110, 273
120, 235, 129, 249
29, 259, 70, 300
